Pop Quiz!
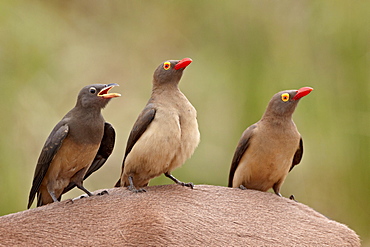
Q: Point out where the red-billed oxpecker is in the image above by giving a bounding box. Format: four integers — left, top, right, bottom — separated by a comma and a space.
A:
115, 58, 200, 192
28, 84, 120, 208
228, 87, 313, 198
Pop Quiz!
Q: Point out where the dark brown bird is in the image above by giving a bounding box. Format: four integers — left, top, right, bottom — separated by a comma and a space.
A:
28, 83, 121, 208
228, 87, 313, 197
115, 58, 200, 192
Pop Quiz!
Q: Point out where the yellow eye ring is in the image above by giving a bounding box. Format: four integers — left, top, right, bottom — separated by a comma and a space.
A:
163, 62, 171, 70
281, 93, 290, 102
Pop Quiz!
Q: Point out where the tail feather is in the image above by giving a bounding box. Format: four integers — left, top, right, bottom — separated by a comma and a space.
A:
36, 191, 55, 207
36, 192, 43, 207
114, 179, 121, 187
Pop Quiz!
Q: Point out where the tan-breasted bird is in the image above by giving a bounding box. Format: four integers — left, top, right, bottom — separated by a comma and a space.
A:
28, 84, 120, 208
228, 87, 313, 197
115, 58, 200, 192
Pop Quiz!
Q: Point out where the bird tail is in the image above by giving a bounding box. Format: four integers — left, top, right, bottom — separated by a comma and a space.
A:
36, 191, 55, 207
36, 192, 43, 207
227, 181, 233, 187
114, 179, 121, 187
27, 192, 36, 209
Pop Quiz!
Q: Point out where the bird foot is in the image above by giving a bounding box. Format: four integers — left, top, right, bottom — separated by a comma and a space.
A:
128, 185, 146, 193
239, 185, 247, 190
64, 199, 74, 205
97, 190, 109, 196
79, 195, 88, 199
164, 173, 193, 189
177, 181, 194, 189
289, 195, 297, 201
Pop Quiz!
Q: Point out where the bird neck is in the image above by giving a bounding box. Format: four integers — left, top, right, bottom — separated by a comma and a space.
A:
261, 113, 294, 127
72, 105, 103, 121
75, 99, 107, 111
152, 82, 180, 94
66, 106, 105, 144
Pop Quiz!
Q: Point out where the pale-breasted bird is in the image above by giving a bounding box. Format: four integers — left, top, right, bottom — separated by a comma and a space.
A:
228, 87, 313, 197
28, 84, 120, 208
115, 58, 200, 192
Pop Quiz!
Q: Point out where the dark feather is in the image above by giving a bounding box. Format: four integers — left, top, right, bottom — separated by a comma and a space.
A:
228, 124, 257, 187
115, 105, 156, 187
289, 138, 303, 172
28, 123, 69, 209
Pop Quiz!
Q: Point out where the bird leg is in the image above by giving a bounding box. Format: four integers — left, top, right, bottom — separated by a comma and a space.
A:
289, 195, 297, 201
69, 168, 93, 197
164, 172, 194, 189
273, 181, 282, 197
47, 188, 60, 203
127, 176, 146, 193
239, 185, 247, 190
75, 183, 93, 197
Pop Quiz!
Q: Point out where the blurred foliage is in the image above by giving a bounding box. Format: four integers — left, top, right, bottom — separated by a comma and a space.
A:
0, 0, 369, 244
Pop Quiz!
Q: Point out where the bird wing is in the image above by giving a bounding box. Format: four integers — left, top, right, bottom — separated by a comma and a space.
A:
62, 122, 116, 194
289, 137, 303, 172
28, 123, 69, 208
115, 105, 156, 187
228, 124, 257, 187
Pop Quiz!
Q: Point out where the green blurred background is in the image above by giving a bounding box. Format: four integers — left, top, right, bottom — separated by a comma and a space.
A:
0, 0, 369, 244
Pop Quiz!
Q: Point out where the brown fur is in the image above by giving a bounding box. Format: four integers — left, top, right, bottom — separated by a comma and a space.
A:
0, 185, 360, 246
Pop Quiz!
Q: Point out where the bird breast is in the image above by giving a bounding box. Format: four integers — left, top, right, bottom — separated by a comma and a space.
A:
124, 94, 200, 179
233, 123, 300, 191
41, 137, 100, 194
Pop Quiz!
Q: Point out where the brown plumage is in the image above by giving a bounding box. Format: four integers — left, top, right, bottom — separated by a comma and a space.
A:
28, 84, 120, 208
228, 87, 313, 197
115, 58, 200, 192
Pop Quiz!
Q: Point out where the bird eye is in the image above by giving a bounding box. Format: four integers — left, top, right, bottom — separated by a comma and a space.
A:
163, 62, 171, 70
89, 87, 97, 94
281, 93, 289, 102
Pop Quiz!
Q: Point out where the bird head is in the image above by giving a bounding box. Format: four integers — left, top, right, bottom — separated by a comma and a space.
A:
152, 58, 192, 86
77, 83, 121, 109
263, 87, 313, 118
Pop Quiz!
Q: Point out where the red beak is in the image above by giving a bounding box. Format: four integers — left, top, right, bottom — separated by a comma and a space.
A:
174, 58, 192, 70
292, 87, 313, 100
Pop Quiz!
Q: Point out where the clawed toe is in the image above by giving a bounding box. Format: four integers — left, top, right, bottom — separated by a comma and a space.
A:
128, 186, 146, 193
289, 195, 297, 201
180, 182, 194, 189
97, 190, 109, 196
164, 173, 193, 189
64, 199, 74, 205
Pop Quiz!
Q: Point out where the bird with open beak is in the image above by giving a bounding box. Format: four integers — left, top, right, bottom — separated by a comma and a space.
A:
228, 87, 313, 198
28, 83, 121, 208
115, 58, 200, 192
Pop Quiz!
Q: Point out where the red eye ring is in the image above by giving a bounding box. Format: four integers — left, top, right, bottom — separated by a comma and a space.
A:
163, 62, 171, 70
281, 93, 289, 102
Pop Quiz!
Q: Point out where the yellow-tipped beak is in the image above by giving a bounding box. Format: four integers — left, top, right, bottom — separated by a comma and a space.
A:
98, 83, 121, 99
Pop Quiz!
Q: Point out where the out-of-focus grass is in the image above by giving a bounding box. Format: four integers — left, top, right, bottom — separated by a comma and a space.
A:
0, 1, 368, 244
